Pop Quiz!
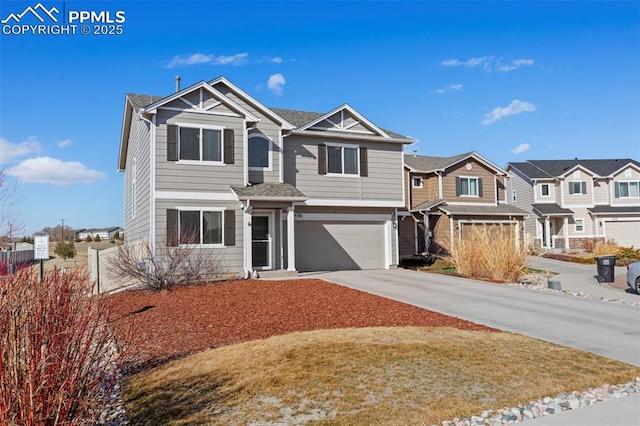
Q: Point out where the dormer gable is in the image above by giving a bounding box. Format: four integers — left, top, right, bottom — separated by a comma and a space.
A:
297, 104, 390, 138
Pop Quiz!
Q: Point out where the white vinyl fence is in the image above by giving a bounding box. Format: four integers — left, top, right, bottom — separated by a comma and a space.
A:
87, 244, 139, 294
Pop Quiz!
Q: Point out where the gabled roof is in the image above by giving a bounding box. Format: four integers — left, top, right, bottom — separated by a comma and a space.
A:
231, 183, 307, 201
439, 204, 529, 217
411, 199, 445, 213
404, 152, 506, 175
296, 104, 390, 137
507, 159, 640, 179
532, 204, 573, 217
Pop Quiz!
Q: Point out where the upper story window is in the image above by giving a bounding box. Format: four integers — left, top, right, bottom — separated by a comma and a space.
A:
512, 190, 517, 202
540, 183, 550, 197
248, 135, 271, 169
131, 158, 137, 218
412, 177, 423, 188
615, 181, 640, 198
328, 144, 358, 175
457, 176, 481, 197
569, 181, 587, 195
166, 123, 234, 165
180, 126, 222, 162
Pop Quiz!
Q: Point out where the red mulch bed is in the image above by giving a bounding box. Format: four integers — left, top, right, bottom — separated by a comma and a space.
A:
104, 279, 497, 374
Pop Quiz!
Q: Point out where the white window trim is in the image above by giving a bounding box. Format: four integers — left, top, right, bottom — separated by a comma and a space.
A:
248, 134, 273, 171
176, 206, 226, 248
569, 180, 585, 195
459, 176, 479, 198
131, 158, 137, 219
540, 183, 551, 198
175, 122, 225, 165
325, 142, 360, 177
574, 218, 585, 233
615, 180, 640, 198
511, 189, 517, 202
412, 176, 423, 188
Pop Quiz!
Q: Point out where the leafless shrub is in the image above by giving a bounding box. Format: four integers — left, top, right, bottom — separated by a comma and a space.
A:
0, 269, 117, 425
106, 228, 224, 291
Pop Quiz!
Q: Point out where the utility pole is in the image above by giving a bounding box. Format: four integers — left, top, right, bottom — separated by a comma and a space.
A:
61, 219, 65, 241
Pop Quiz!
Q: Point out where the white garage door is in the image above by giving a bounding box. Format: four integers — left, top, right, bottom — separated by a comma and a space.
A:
606, 220, 640, 248
295, 221, 385, 272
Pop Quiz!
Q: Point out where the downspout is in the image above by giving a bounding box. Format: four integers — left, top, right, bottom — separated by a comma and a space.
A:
422, 211, 430, 255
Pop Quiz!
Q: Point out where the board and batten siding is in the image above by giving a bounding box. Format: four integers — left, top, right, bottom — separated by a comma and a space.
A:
441, 159, 497, 203
283, 136, 403, 202
154, 199, 244, 274
124, 113, 151, 242
155, 108, 245, 192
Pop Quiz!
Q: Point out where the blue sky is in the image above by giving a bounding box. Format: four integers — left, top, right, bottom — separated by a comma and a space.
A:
1, 1, 639, 235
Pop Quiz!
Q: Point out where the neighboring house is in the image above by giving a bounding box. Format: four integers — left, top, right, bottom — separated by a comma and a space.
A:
399, 152, 528, 258
506, 159, 640, 249
78, 227, 123, 240
118, 76, 412, 276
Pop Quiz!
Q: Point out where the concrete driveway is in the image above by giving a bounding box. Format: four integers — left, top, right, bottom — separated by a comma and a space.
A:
312, 268, 640, 367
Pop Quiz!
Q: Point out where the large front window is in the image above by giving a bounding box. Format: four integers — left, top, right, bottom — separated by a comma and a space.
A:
179, 127, 222, 162
327, 144, 358, 175
179, 210, 223, 245
248, 135, 270, 169
615, 181, 640, 198
459, 177, 479, 197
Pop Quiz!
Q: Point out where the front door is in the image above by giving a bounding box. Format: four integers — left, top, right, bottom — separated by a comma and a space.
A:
252, 215, 272, 269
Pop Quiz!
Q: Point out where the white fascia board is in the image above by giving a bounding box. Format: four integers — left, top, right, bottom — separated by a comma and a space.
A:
154, 191, 238, 201
468, 152, 507, 175
558, 164, 599, 179
288, 129, 411, 144
235, 196, 308, 202
118, 97, 134, 171
296, 104, 390, 138
209, 76, 295, 130
609, 162, 640, 178
300, 199, 404, 208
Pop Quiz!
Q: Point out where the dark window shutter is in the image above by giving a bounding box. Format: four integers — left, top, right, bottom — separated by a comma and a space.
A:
167, 125, 178, 161
477, 178, 483, 197
224, 129, 234, 164
318, 144, 326, 175
568, 182, 574, 194
166, 209, 178, 247
456, 177, 461, 196
614, 182, 620, 198
359, 147, 368, 177
224, 210, 235, 246
581, 181, 587, 194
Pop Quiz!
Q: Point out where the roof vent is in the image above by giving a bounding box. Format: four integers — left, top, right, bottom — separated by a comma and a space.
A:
175, 76, 181, 92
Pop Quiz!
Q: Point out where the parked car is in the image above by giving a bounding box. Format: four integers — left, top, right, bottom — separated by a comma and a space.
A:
627, 261, 640, 293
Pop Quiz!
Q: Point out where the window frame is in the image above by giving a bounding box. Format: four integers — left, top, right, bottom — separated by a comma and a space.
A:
177, 207, 226, 248
540, 183, 550, 197
412, 176, 423, 188
131, 158, 137, 219
458, 176, 480, 197
248, 134, 272, 171
615, 181, 640, 198
512, 189, 517, 202
569, 181, 585, 195
325, 142, 360, 177
574, 218, 585, 233
176, 122, 225, 165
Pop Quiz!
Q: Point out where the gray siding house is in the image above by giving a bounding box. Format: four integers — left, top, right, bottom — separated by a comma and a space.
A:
118, 77, 412, 276
506, 159, 640, 249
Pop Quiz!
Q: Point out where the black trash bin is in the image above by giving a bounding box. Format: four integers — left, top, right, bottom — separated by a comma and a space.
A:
595, 255, 616, 283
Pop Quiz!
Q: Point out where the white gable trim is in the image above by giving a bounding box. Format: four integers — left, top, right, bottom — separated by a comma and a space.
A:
209, 76, 295, 130
297, 104, 391, 138
144, 81, 260, 123
558, 164, 599, 179
609, 162, 640, 178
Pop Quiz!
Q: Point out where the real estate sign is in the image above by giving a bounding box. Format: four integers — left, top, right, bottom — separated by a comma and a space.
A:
34, 235, 49, 260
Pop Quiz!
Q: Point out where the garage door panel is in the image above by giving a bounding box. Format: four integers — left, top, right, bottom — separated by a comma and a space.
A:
606, 220, 640, 248
296, 221, 385, 272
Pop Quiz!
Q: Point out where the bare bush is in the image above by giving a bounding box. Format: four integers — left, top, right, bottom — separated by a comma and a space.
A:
106, 229, 224, 291
0, 269, 117, 425
448, 224, 527, 282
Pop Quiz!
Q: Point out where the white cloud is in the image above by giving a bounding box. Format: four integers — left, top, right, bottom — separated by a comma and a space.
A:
269, 57, 283, 64
0, 136, 42, 163
163, 52, 248, 68
429, 83, 463, 95
267, 73, 286, 96
510, 143, 531, 154
482, 100, 536, 125
57, 139, 72, 148
7, 157, 106, 186
442, 56, 534, 73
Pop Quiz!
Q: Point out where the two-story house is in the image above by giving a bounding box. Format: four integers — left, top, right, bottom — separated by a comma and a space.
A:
399, 152, 528, 258
506, 159, 640, 249
118, 77, 412, 277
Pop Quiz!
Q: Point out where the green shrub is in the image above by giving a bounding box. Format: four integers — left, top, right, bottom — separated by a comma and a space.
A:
94, 235, 102, 242
54, 241, 77, 260
617, 246, 640, 260
85, 236, 93, 242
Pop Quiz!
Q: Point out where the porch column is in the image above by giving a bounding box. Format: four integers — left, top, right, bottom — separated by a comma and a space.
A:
544, 217, 551, 248
286, 206, 296, 271
563, 217, 569, 249
244, 204, 253, 276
